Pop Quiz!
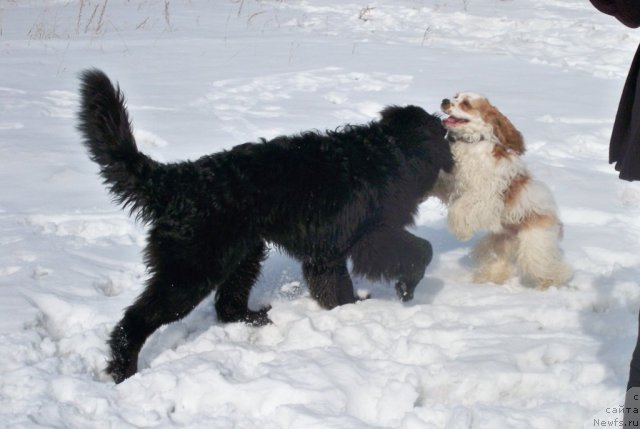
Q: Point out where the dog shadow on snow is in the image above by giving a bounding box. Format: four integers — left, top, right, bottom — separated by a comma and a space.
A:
138, 221, 467, 372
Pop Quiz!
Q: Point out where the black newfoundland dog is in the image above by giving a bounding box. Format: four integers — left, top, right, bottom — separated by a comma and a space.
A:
78, 69, 453, 383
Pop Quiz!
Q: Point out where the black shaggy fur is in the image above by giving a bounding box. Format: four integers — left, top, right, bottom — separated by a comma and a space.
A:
77, 69, 453, 383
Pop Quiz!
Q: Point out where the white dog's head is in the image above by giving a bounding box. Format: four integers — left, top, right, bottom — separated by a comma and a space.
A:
441, 92, 525, 157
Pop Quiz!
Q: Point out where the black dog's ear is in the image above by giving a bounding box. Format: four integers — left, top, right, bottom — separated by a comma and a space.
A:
379, 105, 402, 123
380, 105, 446, 139
380, 105, 430, 127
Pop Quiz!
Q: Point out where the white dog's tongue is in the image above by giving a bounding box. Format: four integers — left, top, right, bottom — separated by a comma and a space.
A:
443, 116, 468, 126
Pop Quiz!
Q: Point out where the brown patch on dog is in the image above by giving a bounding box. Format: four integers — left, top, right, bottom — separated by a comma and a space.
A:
503, 174, 530, 208
502, 211, 557, 234
520, 212, 557, 230
474, 98, 525, 155
492, 144, 511, 160
460, 99, 473, 112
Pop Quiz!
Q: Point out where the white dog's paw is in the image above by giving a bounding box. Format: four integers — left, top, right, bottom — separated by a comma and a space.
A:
449, 221, 474, 241
485, 218, 505, 234
454, 229, 474, 241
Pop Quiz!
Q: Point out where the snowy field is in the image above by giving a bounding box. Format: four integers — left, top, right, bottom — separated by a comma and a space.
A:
2, 0, 640, 427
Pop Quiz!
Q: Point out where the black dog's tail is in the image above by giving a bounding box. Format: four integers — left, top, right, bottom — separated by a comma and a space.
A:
78, 69, 161, 222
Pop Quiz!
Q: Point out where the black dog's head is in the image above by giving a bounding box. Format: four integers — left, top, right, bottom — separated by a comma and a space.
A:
380, 105, 445, 137
380, 105, 453, 173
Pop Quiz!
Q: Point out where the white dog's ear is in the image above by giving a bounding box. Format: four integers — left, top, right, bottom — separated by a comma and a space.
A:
478, 101, 525, 156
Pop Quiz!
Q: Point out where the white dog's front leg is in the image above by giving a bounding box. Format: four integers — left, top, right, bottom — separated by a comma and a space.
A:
448, 201, 474, 241
426, 171, 455, 204
448, 194, 504, 241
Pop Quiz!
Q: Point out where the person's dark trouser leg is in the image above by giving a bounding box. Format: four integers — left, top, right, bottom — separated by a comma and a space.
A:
629, 309, 640, 390
624, 309, 640, 426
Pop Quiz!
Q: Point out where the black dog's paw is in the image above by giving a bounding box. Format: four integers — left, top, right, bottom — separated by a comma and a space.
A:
218, 304, 272, 326
395, 281, 414, 302
106, 329, 140, 384
243, 306, 272, 327
106, 356, 137, 384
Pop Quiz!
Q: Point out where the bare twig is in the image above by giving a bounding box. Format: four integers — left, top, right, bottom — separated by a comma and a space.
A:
95, 0, 109, 34
236, 0, 245, 18
421, 26, 431, 46
358, 6, 374, 22
164, 0, 172, 29
136, 17, 150, 30
247, 11, 266, 28
76, 0, 85, 35
84, 4, 99, 34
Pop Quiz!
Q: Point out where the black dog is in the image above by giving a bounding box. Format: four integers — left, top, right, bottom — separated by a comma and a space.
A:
78, 69, 453, 383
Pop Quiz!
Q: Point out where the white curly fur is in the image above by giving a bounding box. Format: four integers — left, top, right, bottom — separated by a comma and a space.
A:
439, 92, 571, 288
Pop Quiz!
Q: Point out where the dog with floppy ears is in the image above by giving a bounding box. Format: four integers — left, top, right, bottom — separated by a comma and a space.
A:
436, 92, 571, 288
77, 69, 453, 383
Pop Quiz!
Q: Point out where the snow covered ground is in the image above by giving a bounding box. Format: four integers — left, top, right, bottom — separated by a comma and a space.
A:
2, 0, 640, 427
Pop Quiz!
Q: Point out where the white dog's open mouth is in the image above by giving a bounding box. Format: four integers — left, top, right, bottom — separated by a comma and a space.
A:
443, 116, 469, 126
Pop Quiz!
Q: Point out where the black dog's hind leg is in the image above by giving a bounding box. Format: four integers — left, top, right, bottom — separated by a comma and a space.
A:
350, 226, 433, 302
106, 266, 215, 384
303, 257, 356, 309
215, 241, 271, 326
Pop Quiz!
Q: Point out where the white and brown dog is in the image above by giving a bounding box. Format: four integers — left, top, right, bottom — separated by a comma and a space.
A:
437, 92, 571, 288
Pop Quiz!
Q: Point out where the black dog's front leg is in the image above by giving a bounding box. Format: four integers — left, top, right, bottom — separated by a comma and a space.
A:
350, 226, 433, 302
302, 258, 356, 309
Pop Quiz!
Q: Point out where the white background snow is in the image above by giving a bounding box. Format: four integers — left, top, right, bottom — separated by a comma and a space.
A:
2, 0, 640, 427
